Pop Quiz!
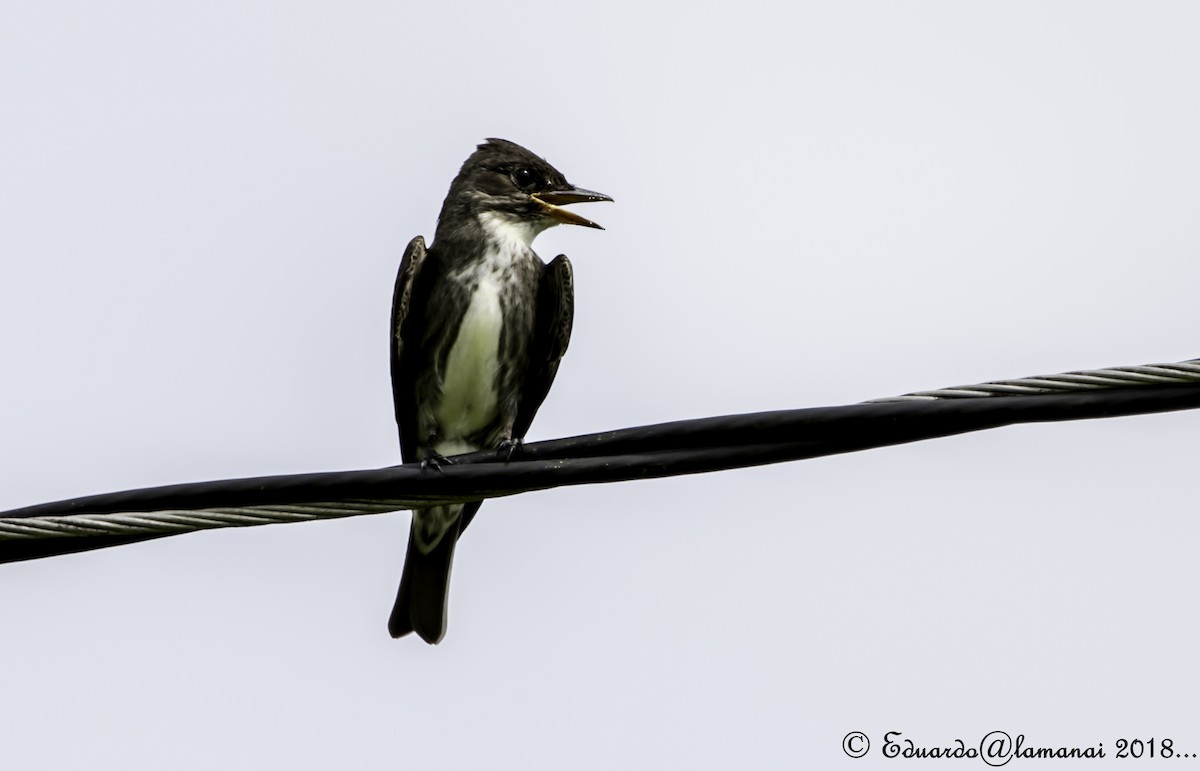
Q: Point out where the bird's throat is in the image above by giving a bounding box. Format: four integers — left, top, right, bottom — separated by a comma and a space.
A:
478, 211, 549, 253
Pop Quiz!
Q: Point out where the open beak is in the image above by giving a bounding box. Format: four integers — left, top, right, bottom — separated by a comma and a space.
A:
532, 187, 613, 229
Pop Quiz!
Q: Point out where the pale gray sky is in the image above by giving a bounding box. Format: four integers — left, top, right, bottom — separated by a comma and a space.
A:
2, 2, 1199, 768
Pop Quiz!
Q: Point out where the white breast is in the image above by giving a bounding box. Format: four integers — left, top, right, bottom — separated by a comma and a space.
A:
434, 249, 520, 455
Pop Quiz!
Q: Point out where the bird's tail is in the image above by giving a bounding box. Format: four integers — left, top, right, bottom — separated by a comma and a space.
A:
388, 502, 481, 643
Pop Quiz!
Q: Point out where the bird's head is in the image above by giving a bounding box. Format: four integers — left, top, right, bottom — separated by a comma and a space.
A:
435, 138, 611, 248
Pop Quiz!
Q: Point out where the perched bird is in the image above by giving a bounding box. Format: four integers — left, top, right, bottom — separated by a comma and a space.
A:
388, 138, 610, 643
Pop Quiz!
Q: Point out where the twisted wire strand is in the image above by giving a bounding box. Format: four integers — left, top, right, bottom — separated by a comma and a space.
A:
868, 359, 1200, 401
0, 501, 408, 540
2, 355, 1198, 548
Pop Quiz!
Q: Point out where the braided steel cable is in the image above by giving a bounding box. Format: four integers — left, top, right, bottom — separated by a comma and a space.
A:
0, 501, 407, 539
869, 359, 1200, 401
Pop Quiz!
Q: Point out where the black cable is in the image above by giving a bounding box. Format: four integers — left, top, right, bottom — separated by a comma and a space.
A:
1, 383, 1197, 565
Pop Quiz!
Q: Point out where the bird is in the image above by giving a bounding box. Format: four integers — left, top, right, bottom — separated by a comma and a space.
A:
387, 138, 611, 643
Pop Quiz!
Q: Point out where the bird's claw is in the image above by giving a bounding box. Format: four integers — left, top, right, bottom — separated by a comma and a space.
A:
497, 438, 523, 462
421, 451, 453, 473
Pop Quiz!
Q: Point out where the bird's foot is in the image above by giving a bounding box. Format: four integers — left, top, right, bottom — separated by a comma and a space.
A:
497, 437, 523, 462
420, 450, 454, 473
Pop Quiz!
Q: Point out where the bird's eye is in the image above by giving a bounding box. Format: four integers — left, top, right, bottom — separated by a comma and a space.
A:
512, 167, 539, 190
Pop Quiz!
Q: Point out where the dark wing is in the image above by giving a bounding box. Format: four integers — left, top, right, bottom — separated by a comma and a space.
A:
389, 236, 428, 463
512, 254, 575, 440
